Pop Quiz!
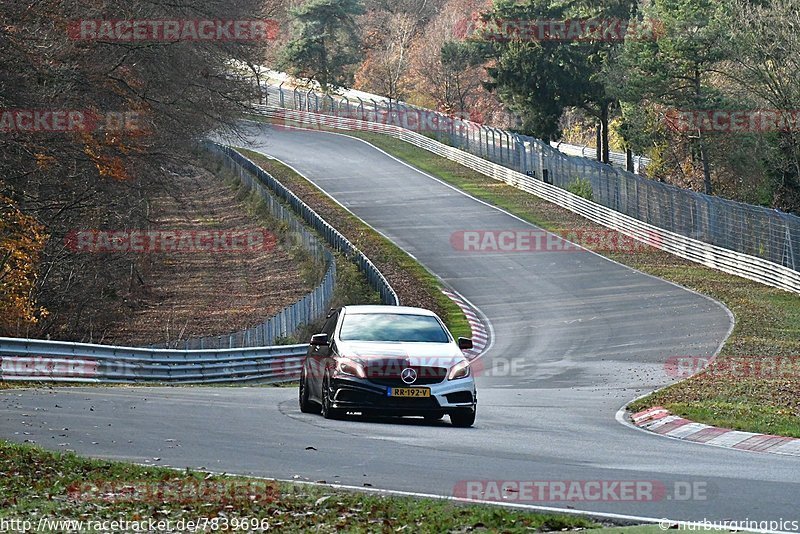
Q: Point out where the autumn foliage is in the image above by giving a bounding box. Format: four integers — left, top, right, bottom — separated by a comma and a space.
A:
0, 196, 48, 335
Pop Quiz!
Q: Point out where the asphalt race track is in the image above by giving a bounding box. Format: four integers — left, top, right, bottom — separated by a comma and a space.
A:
3, 124, 799, 526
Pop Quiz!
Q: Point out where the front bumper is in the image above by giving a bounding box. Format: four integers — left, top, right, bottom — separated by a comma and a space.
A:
329, 374, 476, 416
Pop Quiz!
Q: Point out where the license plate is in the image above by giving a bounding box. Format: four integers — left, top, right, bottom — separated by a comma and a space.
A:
389, 387, 431, 398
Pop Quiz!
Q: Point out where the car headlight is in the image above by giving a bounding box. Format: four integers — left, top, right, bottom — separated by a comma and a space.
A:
336, 358, 366, 378
448, 360, 471, 380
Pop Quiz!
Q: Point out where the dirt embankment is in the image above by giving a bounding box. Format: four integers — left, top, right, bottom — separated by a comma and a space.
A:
97, 165, 313, 347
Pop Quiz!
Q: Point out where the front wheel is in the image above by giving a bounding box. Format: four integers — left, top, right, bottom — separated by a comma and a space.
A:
450, 408, 476, 427
299, 372, 320, 414
321, 374, 344, 420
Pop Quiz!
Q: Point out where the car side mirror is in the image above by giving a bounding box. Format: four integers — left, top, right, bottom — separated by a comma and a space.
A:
310, 333, 329, 347
458, 337, 473, 350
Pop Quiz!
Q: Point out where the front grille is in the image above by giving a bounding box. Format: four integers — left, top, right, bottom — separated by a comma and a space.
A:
366, 365, 447, 387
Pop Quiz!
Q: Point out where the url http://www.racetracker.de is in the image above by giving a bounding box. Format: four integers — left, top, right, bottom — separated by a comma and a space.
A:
0, 516, 274, 533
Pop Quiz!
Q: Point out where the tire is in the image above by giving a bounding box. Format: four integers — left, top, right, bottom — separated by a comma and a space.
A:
450, 408, 476, 427
321, 374, 343, 420
299, 372, 320, 414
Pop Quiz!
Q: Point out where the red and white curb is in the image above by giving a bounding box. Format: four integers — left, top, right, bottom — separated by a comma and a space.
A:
631, 406, 800, 457
441, 289, 490, 360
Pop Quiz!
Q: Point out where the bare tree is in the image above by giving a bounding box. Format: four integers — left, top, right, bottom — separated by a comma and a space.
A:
356, 12, 417, 101
407, 0, 504, 122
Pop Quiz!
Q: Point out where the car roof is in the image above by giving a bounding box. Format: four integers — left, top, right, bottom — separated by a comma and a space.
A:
340, 305, 438, 317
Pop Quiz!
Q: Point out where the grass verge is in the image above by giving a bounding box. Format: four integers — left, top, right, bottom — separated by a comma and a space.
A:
235, 148, 471, 341
255, 120, 800, 437
0, 440, 599, 533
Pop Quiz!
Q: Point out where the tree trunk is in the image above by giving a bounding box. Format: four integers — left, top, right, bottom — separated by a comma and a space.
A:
626, 147, 634, 173
698, 131, 713, 195
693, 68, 712, 194
600, 102, 610, 164
596, 124, 602, 161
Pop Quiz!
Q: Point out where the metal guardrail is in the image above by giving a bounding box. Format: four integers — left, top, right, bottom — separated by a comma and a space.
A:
263, 83, 799, 277
260, 107, 800, 295
0, 337, 306, 383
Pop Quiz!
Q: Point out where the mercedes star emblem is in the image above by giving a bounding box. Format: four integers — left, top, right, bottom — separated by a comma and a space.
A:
401, 367, 418, 385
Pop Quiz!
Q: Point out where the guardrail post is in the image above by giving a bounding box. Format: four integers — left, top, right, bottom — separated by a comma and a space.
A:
778, 211, 797, 270
497, 129, 504, 163
515, 136, 526, 175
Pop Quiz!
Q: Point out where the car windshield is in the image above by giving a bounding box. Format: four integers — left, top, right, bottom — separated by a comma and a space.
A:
339, 313, 450, 343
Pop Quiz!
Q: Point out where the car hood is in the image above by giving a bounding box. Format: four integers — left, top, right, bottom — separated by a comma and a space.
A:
336, 340, 465, 368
